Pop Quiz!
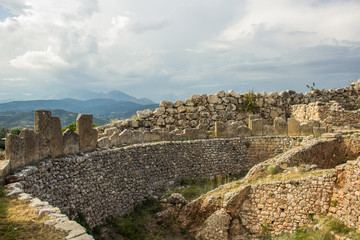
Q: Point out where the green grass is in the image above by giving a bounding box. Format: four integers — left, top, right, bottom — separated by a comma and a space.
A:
267, 165, 281, 175
165, 174, 246, 201
273, 216, 360, 240
112, 199, 162, 239
92, 198, 194, 240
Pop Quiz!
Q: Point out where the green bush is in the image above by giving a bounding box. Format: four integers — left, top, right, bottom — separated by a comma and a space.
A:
239, 90, 260, 113
62, 123, 99, 132
110, 199, 162, 240
10, 128, 21, 135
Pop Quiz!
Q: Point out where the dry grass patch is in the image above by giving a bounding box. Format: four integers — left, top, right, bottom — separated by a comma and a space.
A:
0, 188, 67, 240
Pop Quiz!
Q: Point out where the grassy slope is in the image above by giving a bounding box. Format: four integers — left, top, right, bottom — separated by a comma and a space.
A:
0, 189, 67, 240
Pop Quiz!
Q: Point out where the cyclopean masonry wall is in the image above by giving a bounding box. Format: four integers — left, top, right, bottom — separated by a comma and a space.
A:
19, 136, 298, 227
97, 115, 326, 149
291, 101, 360, 132
3, 110, 98, 173
97, 79, 360, 137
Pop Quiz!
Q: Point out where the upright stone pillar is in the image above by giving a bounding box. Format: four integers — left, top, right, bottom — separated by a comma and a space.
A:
5, 134, 25, 171
34, 110, 52, 159
51, 117, 64, 157
19, 129, 39, 165
63, 129, 80, 155
287, 118, 300, 136
76, 114, 98, 152
274, 117, 288, 136
249, 118, 263, 136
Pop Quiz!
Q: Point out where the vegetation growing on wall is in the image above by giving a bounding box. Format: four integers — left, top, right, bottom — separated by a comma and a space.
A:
239, 90, 260, 113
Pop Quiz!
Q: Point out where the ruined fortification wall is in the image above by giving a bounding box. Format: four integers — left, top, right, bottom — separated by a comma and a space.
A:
3, 110, 98, 173
19, 136, 297, 227
98, 80, 360, 136
240, 174, 335, 235
292, 101, 360, 131
329, 159, 360, 230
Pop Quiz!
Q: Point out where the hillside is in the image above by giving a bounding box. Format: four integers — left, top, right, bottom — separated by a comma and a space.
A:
0, 110, 107, 129
0, 99, 158, 129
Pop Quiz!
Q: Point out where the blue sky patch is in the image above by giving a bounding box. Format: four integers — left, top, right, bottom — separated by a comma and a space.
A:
0, 5, 15, 21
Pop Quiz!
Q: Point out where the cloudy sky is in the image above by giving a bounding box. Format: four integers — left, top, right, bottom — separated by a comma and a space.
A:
0, 0, 360, 102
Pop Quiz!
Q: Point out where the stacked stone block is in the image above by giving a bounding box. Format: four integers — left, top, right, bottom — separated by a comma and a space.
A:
20, 136, 298, 227
97, 79, 360, 137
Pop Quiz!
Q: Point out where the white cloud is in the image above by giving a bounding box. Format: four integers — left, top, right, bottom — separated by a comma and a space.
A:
10, 46, 70, 70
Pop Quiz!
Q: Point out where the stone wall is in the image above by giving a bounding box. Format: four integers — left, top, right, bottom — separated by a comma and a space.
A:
328, 159, 360, 231
19, 136, 297, 227
97, 80, 360, 136
177, 136, 360, 239
97, 117, 325, 149
240, 174, 336, 235
4, 110, 97, 173
291, 101, 360, 132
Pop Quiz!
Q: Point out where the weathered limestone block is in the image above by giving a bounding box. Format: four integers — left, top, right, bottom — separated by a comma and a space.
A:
308, 120, 321, 128
63, 130, 80, 155
153, 107, 165, 116
195, 209, 231, 240
109, 132, 120, 146
177, 105, 186, 113
263, 125, 275, 135
274, 117, 288, 136
249, 118, 263, 136
300, 123, 313, 135
223, 186, 251, 216
174, 100, 184, 107
19, 129, 39, 165
0, 160, 10, 185
207, 95, 220, 104
76, 114, 98, 152
183, 128, 208, 139
143, 131, 171, 142
34, 110, 52, 159
119, 130, 144, 145
136, 109, 152, 119
313, 127, 326, 136
51, 117, 63, 158
287, 118, 300, 136
5, 134, 24, 171
159, 101, 174, 108
104, 127, 118, 137
228, 90, 241, 99
237, 126, 252, 137
97, 137, 111, 148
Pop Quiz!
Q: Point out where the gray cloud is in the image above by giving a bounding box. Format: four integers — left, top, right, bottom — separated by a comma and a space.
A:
0, 0, 359, 102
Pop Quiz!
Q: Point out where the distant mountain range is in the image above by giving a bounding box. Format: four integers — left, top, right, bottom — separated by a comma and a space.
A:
0, 90, 158, 129
47, 89, 155, 105
0, 110, 107, 129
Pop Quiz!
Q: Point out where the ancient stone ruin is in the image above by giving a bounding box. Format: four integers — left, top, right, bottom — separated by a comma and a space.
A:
2, 110, 98, 175
1, 80, 360, 239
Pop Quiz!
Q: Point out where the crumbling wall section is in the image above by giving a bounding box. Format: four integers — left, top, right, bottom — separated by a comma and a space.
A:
328, 159, 360, 231
4, 110, 97, 173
